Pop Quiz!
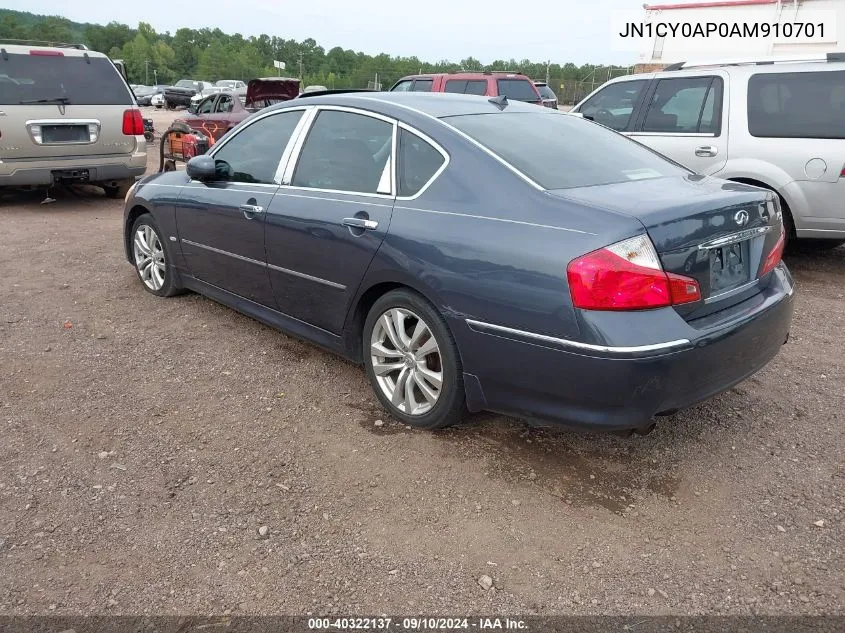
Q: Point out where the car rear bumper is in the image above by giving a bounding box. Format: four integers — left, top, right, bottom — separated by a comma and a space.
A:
0, 153, 146, 187
458, 264, 794, 431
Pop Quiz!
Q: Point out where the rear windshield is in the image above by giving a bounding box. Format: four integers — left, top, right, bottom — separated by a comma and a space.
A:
445, 111, 687, 189
0, 53, 132, 106
536, 85, 556, 99
748, 71, 845, 139
496, 78, 540, 102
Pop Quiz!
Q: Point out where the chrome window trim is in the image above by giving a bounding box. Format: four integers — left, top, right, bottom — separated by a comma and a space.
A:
281, 104, 399, 199
356, 95, 545, 192
182, 238, 345, 290
465, 319, 691, 357
274, 107, 317, 185
395, 122, 451, 201
631, 132, 717, 138
393, 205, 594, 235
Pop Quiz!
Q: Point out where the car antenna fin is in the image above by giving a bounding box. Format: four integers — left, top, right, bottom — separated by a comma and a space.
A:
1, 48, 7, 61
83, 52, 90, 64
488, 95, 508, 110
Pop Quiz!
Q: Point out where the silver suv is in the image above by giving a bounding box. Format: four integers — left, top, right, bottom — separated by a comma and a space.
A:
0, 41, 146, 197
572, 54, 845, 245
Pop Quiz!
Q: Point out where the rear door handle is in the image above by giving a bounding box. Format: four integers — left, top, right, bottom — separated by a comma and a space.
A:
695, 145, 718, 157
342, 217, 378, 230
239, 204, 264, 215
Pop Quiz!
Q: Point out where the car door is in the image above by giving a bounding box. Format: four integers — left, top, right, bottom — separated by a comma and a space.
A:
573, 78, 651, 132
264, 106, 396, 334
176, 108, 307, 307
628, 73, 729, 175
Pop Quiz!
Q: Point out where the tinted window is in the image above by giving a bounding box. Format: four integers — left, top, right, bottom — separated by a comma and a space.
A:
398, 129, 445, 197
496, 79, 539, 102
748, 71, 845, 139
391, 80, 413, 92
215, 94, 234, 113
578, 80, 647, 131
0, 54, 132, 106
446, 111, 686, 190
465, 80, 487, 95
444, 80, 467, 93
642, 77, 720, 134
212, 110, 303, 184
293, 110, 393, 194
196, 97, 214, 114
412, 79, 433, 92
536, 84, 556, 99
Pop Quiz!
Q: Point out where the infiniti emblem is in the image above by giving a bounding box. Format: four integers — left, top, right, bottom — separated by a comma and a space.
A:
734, 210, 750, 226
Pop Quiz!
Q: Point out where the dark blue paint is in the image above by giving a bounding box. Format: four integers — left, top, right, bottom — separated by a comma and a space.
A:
124, 92, 794, 431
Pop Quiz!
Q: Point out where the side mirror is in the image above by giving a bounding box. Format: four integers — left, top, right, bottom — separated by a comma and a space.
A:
186, 155, 216, 181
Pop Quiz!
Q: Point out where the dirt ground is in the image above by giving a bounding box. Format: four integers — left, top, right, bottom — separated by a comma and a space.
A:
0, 107, 843, 617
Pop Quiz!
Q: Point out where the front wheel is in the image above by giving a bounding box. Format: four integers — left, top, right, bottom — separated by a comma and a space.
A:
363, 289, 467, 430
130, 213, 183, 297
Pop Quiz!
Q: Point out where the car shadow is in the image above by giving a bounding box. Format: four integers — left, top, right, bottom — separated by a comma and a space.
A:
0, 183, 116, 210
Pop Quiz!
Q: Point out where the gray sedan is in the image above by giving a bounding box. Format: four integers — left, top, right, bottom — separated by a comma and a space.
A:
122, 92, 794, 433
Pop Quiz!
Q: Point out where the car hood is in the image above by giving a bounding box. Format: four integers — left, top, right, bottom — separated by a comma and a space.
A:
246, 77, 301, 102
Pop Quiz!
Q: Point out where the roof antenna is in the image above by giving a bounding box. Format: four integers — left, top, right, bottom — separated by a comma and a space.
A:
488, 95, 508, 110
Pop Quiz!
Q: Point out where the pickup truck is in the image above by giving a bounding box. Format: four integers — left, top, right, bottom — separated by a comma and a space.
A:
176, 77, 301, 142
164, 80, 215, 109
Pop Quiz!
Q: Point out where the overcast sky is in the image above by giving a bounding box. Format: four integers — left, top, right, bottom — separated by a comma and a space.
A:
7, 0, 643, 65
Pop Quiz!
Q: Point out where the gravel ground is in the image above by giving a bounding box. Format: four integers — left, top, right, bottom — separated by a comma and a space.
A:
0, 114, 843, 617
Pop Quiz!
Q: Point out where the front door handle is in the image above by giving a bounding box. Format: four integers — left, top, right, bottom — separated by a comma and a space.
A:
239, 204, 264, 215
342, 217, 378, 230
695, 145, 718, 157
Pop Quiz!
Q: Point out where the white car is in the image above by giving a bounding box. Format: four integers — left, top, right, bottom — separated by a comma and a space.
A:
190, 84, 222, 105
151, 92, 165, 108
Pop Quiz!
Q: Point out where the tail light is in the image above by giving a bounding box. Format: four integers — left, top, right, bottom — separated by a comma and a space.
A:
122, 109, 144, 136
760, 226, 785, 276
840, 164, 845, 178
567, 234, 701, 311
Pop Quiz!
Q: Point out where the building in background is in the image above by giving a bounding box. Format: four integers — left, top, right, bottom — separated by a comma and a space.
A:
635, 0, 843, 70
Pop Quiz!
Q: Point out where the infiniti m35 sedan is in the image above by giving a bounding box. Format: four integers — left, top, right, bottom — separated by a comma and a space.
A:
122, 92, 794, 432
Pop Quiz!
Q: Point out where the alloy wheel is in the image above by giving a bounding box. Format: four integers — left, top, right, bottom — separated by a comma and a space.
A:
133, 225, 166, 291
370, 308, 443, 416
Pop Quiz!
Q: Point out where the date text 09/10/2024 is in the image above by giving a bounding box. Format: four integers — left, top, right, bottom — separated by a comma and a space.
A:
307, 618, 528, 630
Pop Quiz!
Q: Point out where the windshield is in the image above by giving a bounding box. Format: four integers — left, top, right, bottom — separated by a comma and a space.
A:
0, 53, 133, 106
134, 86, 155, 96
175, 80, 195, 88
445, 111, 687, 189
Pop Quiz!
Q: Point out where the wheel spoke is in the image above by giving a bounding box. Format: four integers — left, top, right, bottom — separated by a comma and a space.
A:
379, 313, 406, 352
373, 359, 404, 376
391, 367, 410, 407
414, 371, 439, 404
404, 369, 417, 413
415, 335, 439, 358
390, 309, 412, 348
416, 365, 442, 389
409, 319, 427, 350
371, 342, 404, 359
134, 235, 151, 257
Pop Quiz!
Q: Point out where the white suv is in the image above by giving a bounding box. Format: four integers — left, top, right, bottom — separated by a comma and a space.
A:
572, 54, 845, 246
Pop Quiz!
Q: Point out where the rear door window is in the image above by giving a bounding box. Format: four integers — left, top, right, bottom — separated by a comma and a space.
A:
444, 80, 467, 93
444, 79, 487, 95
642, 77, 721, 134
577, 80, 647, 131
496, 78, 539, 102
0, 53, 132, 105
747, 70, 845, 139
412, 79, 433, 92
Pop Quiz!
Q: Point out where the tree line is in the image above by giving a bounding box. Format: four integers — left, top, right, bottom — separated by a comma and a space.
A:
0, 9, 631, 100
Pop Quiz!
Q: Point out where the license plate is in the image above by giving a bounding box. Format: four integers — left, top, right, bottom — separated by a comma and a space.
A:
42, 125, 89, 143
710, 240, 751, 292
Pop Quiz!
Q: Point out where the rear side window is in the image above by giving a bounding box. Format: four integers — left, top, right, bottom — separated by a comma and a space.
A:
536, 85, 557, 99
642, 77, 721, 134
0, 54, 132, 106
496, 78, 539, 102
748, 71, 845, 139
397, 129, 446, 197
446, 111, 686, 190
578, 80, 647, 131
444, 79, 488, 95
391, 80, 413, 92
412, 80, 433, 92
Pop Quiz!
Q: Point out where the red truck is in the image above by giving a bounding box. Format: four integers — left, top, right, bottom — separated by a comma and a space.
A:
176, 77, 301, 143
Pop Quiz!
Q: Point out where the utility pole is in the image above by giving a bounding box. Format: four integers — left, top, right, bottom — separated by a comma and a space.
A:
545, 60, 550, 84
298, 51, 303, 80
153, 69, 158, 85
144, 60, 151, 85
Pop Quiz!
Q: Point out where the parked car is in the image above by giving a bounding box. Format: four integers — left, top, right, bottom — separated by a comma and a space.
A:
151, 91, 166, 108
122, 92, 793, 432
132, 84, 160, 106
571, 53, 845, 247
177, 77, 301, 142
534, 81, 559, 109
215, 79, 246, 91
389, 71, 544, 105
164, 79, 214, 109
0, 40, 146, 197
190, 85, 223, 105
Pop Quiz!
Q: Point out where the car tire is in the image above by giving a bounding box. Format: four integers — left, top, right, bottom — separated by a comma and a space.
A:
103, 179, 134, 199
363, 289, 467, 430
130, 213, 183, 297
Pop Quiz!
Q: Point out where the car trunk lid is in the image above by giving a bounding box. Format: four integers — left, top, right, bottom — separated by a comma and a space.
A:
245, 77, 300, 110
550, 175, 784, 319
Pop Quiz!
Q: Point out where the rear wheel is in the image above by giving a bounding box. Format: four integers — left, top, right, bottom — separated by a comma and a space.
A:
363, 289, 466, 430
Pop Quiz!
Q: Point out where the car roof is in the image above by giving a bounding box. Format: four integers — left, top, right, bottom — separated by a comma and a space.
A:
396, 71, 532, 81
0, 42, 108, 58
291, 91, 546, 118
